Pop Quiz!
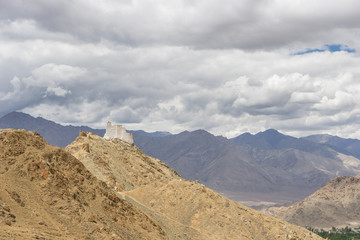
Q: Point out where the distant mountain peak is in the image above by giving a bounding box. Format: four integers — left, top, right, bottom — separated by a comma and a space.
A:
176, 129, 214, 137
2, 111, 31, 118
265, 128, 279, 132
241, 132, 252, 136
191, 129, 212, 135
257, 128, 282, 136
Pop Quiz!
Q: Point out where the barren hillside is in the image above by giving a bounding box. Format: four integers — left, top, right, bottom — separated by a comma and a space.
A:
66, 131, 323, 240
0, 129, 168, 240
266, 174, 360, 228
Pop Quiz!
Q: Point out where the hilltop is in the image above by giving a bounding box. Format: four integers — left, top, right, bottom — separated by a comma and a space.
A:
66, 131, 181, 192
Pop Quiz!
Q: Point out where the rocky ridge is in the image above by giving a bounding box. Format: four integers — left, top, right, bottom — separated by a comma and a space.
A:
66, 131, 323, 240
66, 131, 181, 192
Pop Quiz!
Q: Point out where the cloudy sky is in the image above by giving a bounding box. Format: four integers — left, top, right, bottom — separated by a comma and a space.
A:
1, 0, 360, 138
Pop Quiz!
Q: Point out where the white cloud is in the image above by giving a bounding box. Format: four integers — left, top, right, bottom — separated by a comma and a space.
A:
45, 86, 71, 97
0, 77, 22, 100
1, 0, 360, 139
29, 63, 86, 87
22, 100, 110, 126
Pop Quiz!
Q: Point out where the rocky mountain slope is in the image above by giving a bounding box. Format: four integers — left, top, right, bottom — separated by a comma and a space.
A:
65, 130, 322, 240
0, 129, 168, 239
266, 174, 360, 229
66, 131, 181, 192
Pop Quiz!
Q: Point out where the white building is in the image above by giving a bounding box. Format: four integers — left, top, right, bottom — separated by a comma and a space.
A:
103, 121, 133, 144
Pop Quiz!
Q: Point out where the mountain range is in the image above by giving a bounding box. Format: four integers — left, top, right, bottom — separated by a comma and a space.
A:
134, 129, 360, 206
2, 111, 360, 207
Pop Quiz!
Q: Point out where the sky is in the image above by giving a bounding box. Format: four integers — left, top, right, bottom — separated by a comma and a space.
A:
1, 0, 360, 138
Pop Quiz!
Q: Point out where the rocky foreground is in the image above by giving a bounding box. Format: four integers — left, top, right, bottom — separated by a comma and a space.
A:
1, 129, 322, 239
0, 129, 168, 239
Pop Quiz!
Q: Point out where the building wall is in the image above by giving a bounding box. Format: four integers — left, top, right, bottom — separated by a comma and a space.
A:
103, 121, 133, 144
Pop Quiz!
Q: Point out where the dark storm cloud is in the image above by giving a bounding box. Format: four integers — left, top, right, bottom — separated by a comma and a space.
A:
2, 0, 360, 49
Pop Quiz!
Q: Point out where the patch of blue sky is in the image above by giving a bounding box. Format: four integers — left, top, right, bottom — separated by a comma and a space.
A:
294, 44, 356, 55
